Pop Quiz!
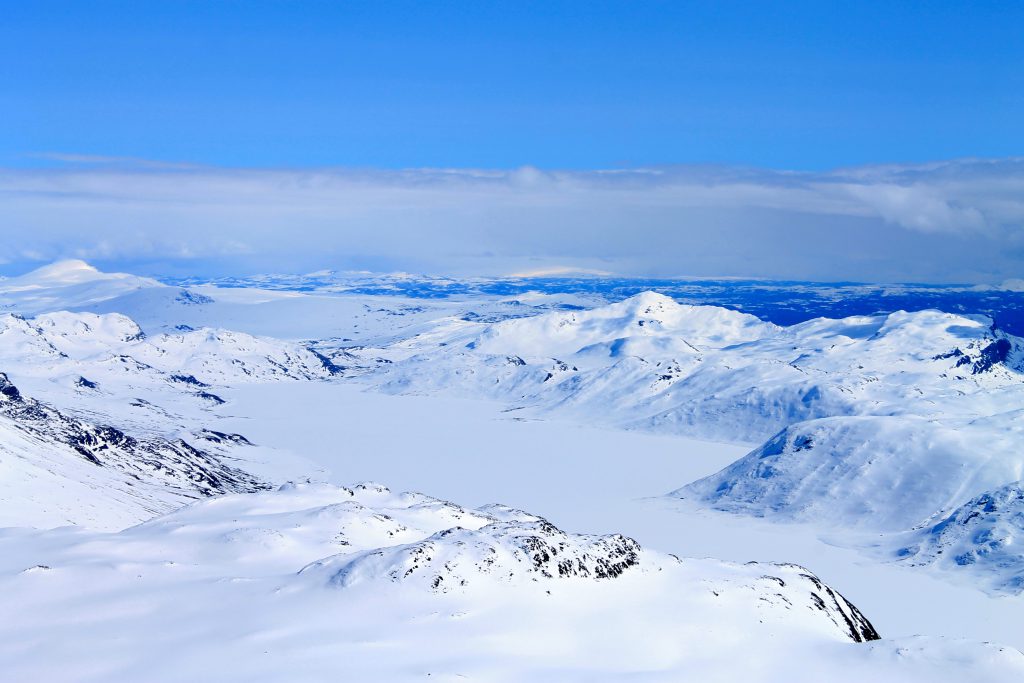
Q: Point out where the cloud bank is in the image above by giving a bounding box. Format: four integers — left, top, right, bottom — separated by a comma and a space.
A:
1, 157, 1022, 282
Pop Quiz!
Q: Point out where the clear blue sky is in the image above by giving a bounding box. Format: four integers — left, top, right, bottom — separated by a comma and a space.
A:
3, 0, 1022, 170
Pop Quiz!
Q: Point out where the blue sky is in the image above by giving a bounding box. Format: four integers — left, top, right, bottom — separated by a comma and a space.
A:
4, 1, 1022, 170
1, 2, 1022, 282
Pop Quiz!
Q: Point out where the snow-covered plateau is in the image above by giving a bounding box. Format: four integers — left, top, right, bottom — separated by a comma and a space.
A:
1, 261, 1023, 681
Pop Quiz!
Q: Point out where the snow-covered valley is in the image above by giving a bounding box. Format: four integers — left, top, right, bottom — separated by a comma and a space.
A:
2, 261, 1023, 681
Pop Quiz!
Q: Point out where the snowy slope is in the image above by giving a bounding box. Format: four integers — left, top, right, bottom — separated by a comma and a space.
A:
358, 292, 1024, 592
376, 294, 1024, 439
0, 311, 342, 385
470, 291, 777, 361
678, 415, 1024, 532
0, 309, 344, 439
4, 482, 1019, 683
898, 482, 1024, 593
6, 275, 1023, 591
1, 262, 606, 345
0, 260, 171, 314
2, 263, 1023, 677
0, 307, 343, 528
0, 373, 266, 529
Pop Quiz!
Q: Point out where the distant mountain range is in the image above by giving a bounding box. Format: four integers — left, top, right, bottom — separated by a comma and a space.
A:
2, 260, 1023, 680
163, 268, 1024, 334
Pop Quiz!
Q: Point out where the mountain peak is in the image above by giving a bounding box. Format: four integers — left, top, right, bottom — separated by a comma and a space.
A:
619, 290, 678, 309
0, 260, 166, 315
20, 259, 101, 284
611, 290, 697, 320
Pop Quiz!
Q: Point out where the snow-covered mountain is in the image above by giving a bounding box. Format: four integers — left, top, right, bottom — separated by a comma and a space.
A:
898, 482, 1024, 593
0, 306, 344, 528
2, 261, 605, 342
0, 309, 344, 438
0, 259, 175, 314
5, 274, 1022, 590
376, 293, 1023, 438
0, 310, 342, 385
678, 415, 1024, 532
469, 291, 777, 361
2, 262, 1022, 679
6, 482, 1018, 682
0, 372, 266, 529
361, 291, 1024, 592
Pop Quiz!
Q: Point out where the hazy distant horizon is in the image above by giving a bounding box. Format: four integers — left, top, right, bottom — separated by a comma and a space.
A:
2, 157, 1023, 285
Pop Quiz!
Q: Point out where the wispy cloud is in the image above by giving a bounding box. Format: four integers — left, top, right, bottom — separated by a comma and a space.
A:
507, 266, 614, 278
22, 152, 202, 170
1, 157, 1022, 282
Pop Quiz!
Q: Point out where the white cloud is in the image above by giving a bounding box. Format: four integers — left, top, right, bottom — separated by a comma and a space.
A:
506, 266, 614, 278
1, 158, 1022, 282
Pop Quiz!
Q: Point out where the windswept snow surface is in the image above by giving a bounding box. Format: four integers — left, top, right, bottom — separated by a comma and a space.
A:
2, 262, 1024, 680
5, 482, 1022, 683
